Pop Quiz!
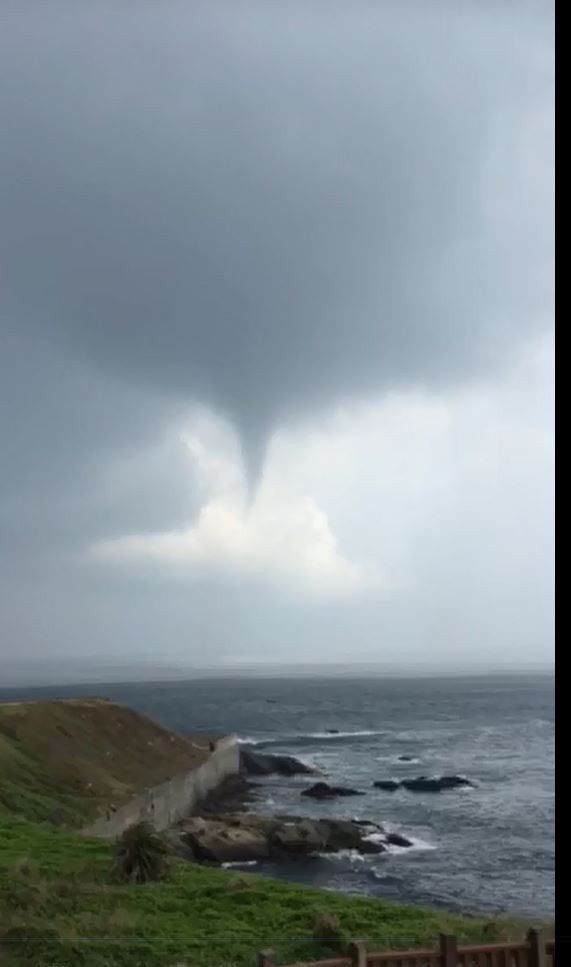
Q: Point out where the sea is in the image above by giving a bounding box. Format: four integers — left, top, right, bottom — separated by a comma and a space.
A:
0, 674, 554, 919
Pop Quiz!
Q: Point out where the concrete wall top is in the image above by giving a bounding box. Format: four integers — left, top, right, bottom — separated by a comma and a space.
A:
82, 733, 240, 839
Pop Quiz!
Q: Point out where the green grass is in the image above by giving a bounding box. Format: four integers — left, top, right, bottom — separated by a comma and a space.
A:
0, 700, 215, 828
0, 701, 550, 965
0, 736, 91, 827
0, 818, 540, 967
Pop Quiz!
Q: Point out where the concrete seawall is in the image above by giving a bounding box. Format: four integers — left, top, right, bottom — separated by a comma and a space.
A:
83, 734, 240, 838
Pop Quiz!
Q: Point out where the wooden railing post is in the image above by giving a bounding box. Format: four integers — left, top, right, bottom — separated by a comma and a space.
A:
257, 951, 275, 967
348, 941, 367, 967
528, 928, 547, 967
439, 933, 458, 967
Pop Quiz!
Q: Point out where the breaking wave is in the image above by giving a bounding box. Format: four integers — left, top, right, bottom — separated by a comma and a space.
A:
239, 730, 385, 748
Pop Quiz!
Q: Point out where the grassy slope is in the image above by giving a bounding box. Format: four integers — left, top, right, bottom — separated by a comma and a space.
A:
0, 818, 538, 967
0, 700, 216, 826
0, 700, 550, 966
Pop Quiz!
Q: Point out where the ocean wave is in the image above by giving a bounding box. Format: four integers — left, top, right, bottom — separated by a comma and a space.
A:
241, 729, 385, 747
315, 849, 368, 863
363, 832, 388, 845
221, 860, 259, 869
368, 838, 438, 874
364, 830, 437, 854
390, 729, 457, 742
307, 730, 385, 740
373, 755, 422, 765
313, 832, 436, 865
386, 835, 437, 854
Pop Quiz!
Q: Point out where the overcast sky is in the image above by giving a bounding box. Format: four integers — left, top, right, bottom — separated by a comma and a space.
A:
0, 0, 554, 681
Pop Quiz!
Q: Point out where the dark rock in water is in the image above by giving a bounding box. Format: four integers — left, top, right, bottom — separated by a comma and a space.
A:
179, 813, 388, 863
374, 775, 474, 792
401, 775, 474, 792
196, 774, 259, 815
322, 819, 386, 854
240, 748, 318, 777
439, 775, 474, 789
271, 819, 327, 855
325, 729, 340, 734
302, 782, 335, 800
301, 782, 364, 800
385, 832, 413, 848
181, 817, 272, 863
398, 755, 414, 762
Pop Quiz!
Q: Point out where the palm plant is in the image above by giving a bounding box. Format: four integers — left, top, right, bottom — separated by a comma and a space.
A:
113, 820, 170, 884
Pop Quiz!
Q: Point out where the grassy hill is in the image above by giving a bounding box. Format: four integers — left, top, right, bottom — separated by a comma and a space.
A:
0, 816, 540, 967
0, 699, 216, 826
0, 698, 550, 967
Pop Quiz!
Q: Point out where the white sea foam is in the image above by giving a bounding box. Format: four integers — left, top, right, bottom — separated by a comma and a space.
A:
387, 835, 437, 854
375, 754, 421, 764
308, 730, 385, 739
239, 729, 384, 745
221, 860, 259, 869
363, 832, 387, 845
315, 849, 368, 863
363, 830, 437, 854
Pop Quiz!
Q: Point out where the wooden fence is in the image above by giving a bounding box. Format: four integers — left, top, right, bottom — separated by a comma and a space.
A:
257, 929, 555, 967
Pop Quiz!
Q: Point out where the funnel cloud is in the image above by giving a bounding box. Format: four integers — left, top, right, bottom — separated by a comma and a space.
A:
0, 0, 553, 471
0, 0, 554, 677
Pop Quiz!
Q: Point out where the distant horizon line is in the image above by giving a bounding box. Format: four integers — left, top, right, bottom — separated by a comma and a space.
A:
0, 659, 555, 689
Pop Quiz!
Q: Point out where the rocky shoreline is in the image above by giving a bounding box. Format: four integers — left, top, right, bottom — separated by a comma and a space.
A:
171, 746, 477, 866
174, 773, 411, 863
170, 748, 433, 866
177, 811, 410, 864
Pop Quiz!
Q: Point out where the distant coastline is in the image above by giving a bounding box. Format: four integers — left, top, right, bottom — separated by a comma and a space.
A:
0, 662, 555, 690
2, 675, 550, 918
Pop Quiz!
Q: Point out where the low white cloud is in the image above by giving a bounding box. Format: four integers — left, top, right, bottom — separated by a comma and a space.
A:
89, 331, 552, 620
91, 423, 382, 598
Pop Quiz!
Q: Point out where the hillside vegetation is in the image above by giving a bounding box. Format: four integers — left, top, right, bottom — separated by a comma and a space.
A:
0, 699, 215, 826
0, 817, 538, 967
0, 699, 550, 967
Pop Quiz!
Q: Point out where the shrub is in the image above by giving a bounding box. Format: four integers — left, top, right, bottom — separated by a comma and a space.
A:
0, 924, 76, 964
113, 821, 171, 884
225, 875, 254, 891
312, 912, 344, 947
9, 856, 40, 880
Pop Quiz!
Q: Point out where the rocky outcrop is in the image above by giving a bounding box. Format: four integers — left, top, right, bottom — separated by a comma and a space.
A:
240, 748, 318, 777
320, 819, 387, 854
301, 782, 364, 800
271, 819, 328, 855
178, 813, 405, 864
373, 775, 474, 793
402, 775, 474, 792
385, 831, 413, 848
181, 816, 272, 862
398, 755, 414, 762
194, 774, 260, 815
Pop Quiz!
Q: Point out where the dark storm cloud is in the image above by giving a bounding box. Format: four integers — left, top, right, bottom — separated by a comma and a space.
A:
0, 324, 196, 570
0, 0, 554, 476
